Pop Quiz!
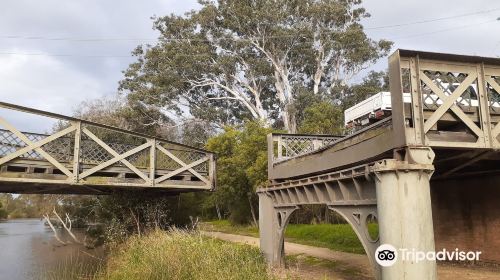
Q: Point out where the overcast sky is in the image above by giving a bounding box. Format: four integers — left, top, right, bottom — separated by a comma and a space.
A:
0, 0, 499, 132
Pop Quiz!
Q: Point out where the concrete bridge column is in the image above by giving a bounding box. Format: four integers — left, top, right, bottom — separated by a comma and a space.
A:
374, 149, 436, 280
258, 192, 298, 266
258, 192, 280, 265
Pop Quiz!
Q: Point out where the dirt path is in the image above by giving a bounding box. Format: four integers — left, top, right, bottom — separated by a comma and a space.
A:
202, 231, 500, 280
203, 231, 373, 279
202, 231, 371, 269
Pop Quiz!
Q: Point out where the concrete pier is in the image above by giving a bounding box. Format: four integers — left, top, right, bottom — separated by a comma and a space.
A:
374, 159, 437, 280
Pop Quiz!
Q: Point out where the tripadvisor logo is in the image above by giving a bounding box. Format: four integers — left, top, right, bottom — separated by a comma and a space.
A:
375, 244, 482, 267
375, 244, 397, 267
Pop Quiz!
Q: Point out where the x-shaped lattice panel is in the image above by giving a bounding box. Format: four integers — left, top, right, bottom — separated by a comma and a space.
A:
0, 119, 76, 177
486, 75, 500, 145
420, 70, 483, 139
282, 138, 315, 158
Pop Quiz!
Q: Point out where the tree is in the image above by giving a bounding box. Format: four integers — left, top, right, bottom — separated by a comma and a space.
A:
342, 70, 389, 109
298, 101, 344, 135
120, 0, 392, 133
72, 95, 172, 137
206, 121, 271, 224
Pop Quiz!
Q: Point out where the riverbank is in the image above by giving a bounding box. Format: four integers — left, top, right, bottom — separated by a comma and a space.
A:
37, 225, 500, 280
96, 229, 276, 280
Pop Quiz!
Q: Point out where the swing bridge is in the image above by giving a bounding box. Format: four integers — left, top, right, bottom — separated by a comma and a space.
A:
0, 102, 216, 195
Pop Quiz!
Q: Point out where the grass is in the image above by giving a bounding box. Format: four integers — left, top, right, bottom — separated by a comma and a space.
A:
41, 255, 103, 280
203, 219, 260, 237
97, 229, 276, 280
203, 220, 379, 254
42, 221, 377, 279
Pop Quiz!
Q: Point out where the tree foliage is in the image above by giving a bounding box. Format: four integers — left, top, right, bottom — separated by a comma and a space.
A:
206, 121, 272, 224
120, 0, 392, 132
342, 70, 389, 109
298, 101, 344, 135
0, 201, 7, 219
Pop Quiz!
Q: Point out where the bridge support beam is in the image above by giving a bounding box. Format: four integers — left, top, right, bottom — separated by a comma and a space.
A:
259, 147, 436, 279
373, 150, 436, 280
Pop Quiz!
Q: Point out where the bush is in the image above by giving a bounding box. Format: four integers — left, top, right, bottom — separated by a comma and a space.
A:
206, 121, 272, 225
0, 201, 6, 219
99, 229, 275, 280
0, 208, 7, 219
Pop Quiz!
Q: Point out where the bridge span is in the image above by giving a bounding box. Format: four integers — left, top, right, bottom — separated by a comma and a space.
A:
257, 50, 500, 280
0, 102, 216, 195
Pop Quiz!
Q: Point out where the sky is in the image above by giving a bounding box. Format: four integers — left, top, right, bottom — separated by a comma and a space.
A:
0, 0, 499, 132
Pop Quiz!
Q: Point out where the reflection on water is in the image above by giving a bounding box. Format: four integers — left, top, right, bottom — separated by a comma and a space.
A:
0, 219, 105, 280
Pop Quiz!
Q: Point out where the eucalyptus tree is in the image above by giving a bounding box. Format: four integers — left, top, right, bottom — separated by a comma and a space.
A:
120, 0, 392, 132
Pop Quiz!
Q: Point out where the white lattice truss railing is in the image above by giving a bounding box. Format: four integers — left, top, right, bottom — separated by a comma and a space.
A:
0, 104, 215, 190
401, 56, 500, 148
269, 133, 341, 164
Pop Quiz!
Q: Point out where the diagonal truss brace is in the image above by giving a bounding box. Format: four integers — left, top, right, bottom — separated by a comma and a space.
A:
486, 76, 500, 141
420, 73, 482, 136
156, 145, 210, 185
154, 155, 209, 185
79, 128, 151, 182
0, 117, 75, 177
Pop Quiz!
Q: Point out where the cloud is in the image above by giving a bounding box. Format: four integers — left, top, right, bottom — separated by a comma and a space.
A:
0, 0, 498, 129
0, 0, 199, 132
0, 51, 105, 132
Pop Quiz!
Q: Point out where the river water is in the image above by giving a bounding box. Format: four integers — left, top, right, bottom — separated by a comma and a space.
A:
0, 219, 105, 280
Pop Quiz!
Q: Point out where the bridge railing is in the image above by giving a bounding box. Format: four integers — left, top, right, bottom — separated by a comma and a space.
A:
389, 49, 500, 149
267, 133, 341, 169
0, 102, 216, 191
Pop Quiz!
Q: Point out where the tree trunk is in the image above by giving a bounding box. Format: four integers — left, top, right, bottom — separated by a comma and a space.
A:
215, 204, 222, 220
248, 195, 258, 227
324, 206, 330, 223
53, 209, 81, 244
129, 208, 141, 236
273, 65, 297, 133
282, 104, 297, 133
43, 214, 66, 245
313, 61, 325, 95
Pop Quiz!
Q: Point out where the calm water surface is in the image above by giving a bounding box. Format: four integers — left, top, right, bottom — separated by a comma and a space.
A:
0, 219, 104, 280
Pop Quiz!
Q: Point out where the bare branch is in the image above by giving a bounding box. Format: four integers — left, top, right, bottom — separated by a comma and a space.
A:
53, 209, 81, 244
43, 214, 66, 245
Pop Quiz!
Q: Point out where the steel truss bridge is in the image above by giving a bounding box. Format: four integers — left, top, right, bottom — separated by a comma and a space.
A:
257, 50, 500, 280
0, 102, 216, 195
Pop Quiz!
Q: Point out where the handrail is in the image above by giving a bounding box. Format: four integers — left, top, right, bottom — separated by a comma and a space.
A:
0, 101, 216, 190
267, 133, 342, 166
0, 101, 211, 154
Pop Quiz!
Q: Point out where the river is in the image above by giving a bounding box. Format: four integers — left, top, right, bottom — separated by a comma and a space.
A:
0, 219, 105, 280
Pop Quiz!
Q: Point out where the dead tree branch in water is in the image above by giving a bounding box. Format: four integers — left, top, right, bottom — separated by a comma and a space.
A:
43, 214, 66, 245
53, 208, 81, 244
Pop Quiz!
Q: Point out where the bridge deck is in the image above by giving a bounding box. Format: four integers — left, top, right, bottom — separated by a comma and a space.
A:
266, 49, 500, 182
0, 102, 216, 195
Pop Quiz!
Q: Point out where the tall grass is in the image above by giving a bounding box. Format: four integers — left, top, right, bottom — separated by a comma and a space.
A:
41, 255, 103, 280
98, 229, 275, 280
